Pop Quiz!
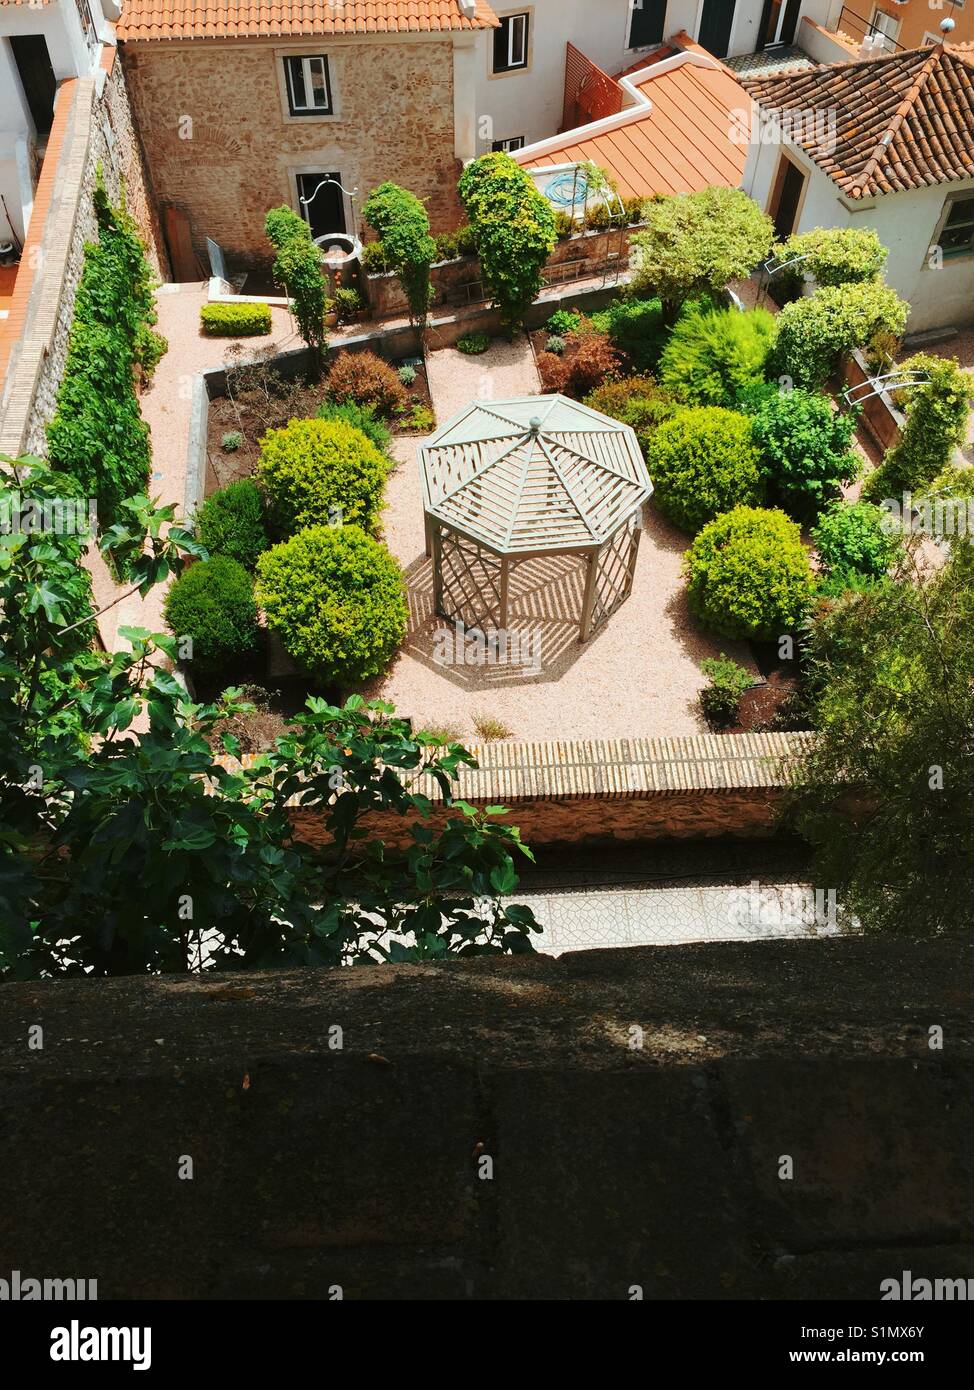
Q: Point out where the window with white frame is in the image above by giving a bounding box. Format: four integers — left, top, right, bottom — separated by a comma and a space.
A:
283, 55, 333, 116
937, 194, 974, 259
492, 136, 526, 152
869, 9, 901, 47
493, 13, 530, 73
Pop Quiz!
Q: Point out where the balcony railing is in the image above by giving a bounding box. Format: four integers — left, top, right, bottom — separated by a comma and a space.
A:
835, 5, 906, 53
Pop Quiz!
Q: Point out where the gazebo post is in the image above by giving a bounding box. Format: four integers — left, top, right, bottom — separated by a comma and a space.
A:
432, 522, 445, 618
579, 545, 600, 642
499, 554, 510, 634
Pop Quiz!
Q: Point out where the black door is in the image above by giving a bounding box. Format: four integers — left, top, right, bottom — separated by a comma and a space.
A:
779, 0, 803, 45
296, 172, 346, 241
770, 158, 805, 239
10, 35, 57, 137
698, 0, 736, 59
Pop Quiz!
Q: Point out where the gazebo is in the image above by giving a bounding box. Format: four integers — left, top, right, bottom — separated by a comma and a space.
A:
419, 395, 652, 642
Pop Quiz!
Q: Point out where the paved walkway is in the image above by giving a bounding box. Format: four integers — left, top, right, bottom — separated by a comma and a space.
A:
86, 282, 300, 650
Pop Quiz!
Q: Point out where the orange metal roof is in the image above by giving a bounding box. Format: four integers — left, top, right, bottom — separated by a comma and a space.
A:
516, 56, 750, 200
116, 0, 498, 42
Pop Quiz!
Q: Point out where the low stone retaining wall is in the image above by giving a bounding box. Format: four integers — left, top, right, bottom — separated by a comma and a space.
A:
3, 936, 971, 1299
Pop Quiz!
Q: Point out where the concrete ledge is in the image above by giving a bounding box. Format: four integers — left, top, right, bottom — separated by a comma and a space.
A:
2, 937, 971, 1299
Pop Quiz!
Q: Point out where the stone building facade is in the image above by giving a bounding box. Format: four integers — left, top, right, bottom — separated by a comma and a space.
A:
119, 35, 470, 272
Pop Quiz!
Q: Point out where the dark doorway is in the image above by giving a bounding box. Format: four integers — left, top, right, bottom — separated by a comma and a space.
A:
10, 35, 58, 138
628, 0, 667, 48
768, 155, 806, 239
698, 0, 736, 59
758, 0, 803, 48
296, 172, 346, 241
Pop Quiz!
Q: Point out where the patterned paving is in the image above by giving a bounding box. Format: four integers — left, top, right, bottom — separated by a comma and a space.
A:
725, 46, 814, 79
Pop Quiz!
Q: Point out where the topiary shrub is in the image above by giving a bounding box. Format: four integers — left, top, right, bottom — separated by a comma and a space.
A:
751, 387, 860, 519
264, 205, 309, 250
645, 407, 764, 533
325, 349, 408, 416
685, 506, 815, 640
255, 524, 407, 687
256, 417, 389, 539
264, 206, 327, 356
658, 305, 777, 407
200, 302, 272, 337
458, 152, 557, 333
699, 654, 754, 728
774, 226, 888, 289
771, 282, 910, 389
811, 500, 900, 594
195, 479, 269, 571
864, 353, 974, 499
163, 555, 260, 680
315, 398, 391, 453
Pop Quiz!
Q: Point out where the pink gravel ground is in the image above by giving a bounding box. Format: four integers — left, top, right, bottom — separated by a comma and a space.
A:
359, 340, 756, 742
86, 282, 300, 650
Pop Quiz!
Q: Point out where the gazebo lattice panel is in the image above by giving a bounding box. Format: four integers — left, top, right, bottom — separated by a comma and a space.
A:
420, 396, 653, 643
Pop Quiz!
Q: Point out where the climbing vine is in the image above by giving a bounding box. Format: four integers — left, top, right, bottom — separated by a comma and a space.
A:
458, 152, 556, 333
362, 182, 436, 326
46, 178, 167, 532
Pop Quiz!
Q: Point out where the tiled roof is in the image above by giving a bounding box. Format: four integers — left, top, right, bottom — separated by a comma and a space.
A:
516, 52, 750, 201
116, 0, 497, 42
744, 44, 974, 198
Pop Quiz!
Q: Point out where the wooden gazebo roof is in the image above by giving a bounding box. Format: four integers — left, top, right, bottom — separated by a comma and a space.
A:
419, 395, 652, 556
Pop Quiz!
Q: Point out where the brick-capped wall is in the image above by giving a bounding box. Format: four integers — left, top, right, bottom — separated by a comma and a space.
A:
120, 37, 465, 271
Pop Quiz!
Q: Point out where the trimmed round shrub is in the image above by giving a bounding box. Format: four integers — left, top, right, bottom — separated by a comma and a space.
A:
255, 525, 407, 687
325, 350, 408, 416
686, 506, 815, 641
658, 306, 777, 407
256, 417, 389, 539
645, 406, 764, 533
163, 556, 260, 680
811, 500, 900, 588
774, 227, 888, 289
751, 387, 859, 518
195, 479, 269, 571
771, 282, 910, 390
457, 332, 490, 355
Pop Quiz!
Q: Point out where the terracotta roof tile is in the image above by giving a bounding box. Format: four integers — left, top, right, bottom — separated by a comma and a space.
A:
744, 44, 974, 198
116, 0, 497, 42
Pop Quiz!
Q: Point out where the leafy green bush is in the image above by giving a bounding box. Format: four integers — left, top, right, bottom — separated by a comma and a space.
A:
46, 182, 163, 532
659, 305, 777, 407
255, 525, 406, 686
775, 226, 887, 289
865, 353, 974, 498
264, 205, 309, 250
325, 349, 408, 415
200, 302, 272, 336
360, 240, 392, 274
630, 187, 774, 323
583, 376, 676, 447
699, 654, 753, 727
195, 480, 269, 571
256, 417, 389, 538
772, 282, 910, 389
458, 152, 556, 332
685, 506, 814, 640
599, 296, 668, 371
315, 398, 391, 453
163, 556, 260, 680
645, 407, 764, 533
811, 500, 899, 593
332, 287, 361, 324
362, 182, 436, 325
751, 387, 859, 518
457, 332, 490, 355
546, 308, 582, 336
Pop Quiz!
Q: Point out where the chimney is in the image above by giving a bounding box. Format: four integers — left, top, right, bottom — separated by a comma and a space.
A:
458, 0, 478, 17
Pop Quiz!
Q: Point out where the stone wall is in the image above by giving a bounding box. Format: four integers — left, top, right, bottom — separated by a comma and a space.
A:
2, 937, 971, 1299
0, 51, 168, 458
364, 222, 641, 319
120, 36, 465, 273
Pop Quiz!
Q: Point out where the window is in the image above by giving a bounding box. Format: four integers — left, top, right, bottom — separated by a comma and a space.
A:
283, 55, 333, 116
492, 136, 526, 152
869, 9, 901, 47
493, 12, 530, 73
938, 195, 974, 259
628, 0, 666, 49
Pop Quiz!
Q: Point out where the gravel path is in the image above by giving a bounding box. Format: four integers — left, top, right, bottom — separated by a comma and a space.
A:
359, 340, 755, 742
